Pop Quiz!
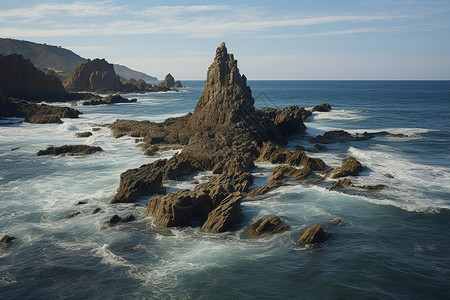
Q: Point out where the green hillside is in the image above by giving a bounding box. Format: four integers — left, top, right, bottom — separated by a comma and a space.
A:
0, 38, 157, 82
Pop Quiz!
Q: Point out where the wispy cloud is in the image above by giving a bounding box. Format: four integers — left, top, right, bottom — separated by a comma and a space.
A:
0, 1, 443, 39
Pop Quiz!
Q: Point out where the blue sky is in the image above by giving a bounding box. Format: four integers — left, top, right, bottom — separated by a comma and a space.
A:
1, 0, 449, 80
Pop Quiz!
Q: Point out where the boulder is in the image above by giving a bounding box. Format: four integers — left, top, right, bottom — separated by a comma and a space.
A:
331, 157, 364, 179
0, 54, 68, 101
92, 207, 101, 214
311, 103, 332, 112
105, 214, 135, 226
0, 235, 15, 249
37, 145, 103, 156
331, 219, 342, 225
65, 58, 123, 92
75, 132, 92, 138
248, 215, 289, 237
201, 194, 243, 233
298, 224, 329, 245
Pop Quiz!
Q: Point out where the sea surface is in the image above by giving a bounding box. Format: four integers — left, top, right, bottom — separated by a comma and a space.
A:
1, 81, 449, 299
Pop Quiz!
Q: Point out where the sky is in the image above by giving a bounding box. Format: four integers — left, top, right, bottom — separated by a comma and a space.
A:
1, 0, 450, 80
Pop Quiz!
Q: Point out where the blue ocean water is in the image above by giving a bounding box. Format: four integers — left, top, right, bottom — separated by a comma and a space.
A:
1, 81, 449, 299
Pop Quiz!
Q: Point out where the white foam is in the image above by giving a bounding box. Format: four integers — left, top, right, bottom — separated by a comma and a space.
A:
311, 109, 366, 121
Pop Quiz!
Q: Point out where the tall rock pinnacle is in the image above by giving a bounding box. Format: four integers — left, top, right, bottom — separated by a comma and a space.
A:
189, 42, 256, 132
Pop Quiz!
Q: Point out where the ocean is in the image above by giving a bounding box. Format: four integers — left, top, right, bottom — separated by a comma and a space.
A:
1, 80, 449, 299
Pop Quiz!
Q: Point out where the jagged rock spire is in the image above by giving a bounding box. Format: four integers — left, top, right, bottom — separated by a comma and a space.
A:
189, 42, 256, 132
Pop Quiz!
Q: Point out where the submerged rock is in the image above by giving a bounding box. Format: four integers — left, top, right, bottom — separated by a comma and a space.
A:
331, 219, 342, 225
0, 235, 15, 249
65, 211, 81, 219
75, 132, 92, 138
298, 224, 329, 245
106, 214, 135, 226
330, 178, 353, 190
248, 215, 289, 237
92, 207, 102, 214
37, 145, 103, 156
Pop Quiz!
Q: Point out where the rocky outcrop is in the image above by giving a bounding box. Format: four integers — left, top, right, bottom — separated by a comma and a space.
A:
331, 219, 341, 225
110, 43, 330, 233
311, 103, 332, 112
331, 157, 364, 179
157, 73, 182, 88
0, 235, 15, 249
73, 94, 137, 106
37, 145, 103, 156
248, 215, 289, 237
298, 224, 329, 245
201, 194, 243, 233
65, 211, 81, 218
0, 54, 68, 102
65, 58, 123, 92
106, 214, 135, 226
1, 96, 81, 124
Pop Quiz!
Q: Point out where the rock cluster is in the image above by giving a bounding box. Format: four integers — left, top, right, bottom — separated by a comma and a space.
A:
109, 43, 373, 234
0, 54, 68, 101
72, 94, 137, 106
157, 73, 182, 88
298, 224, 329, 245
1, 96, 81, 124
37, 145, 103, 156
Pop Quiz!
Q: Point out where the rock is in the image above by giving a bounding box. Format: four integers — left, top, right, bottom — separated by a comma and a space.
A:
110, 160, 166, 204
92, 207, 101, 214
78, 94, 137, 106
201, 194, 243, 233
298, 224, 329, 245
157, 73, 182, 88
331, 157, 364, 179
1, 96, 81, 123
311, 103, 332, 112
65, 211, 81, 218
330, 178, 353, 190
384, 173, 394, 179
65, 58, 123, 92
76, 201, 87, 205
92, 127, 101, 132
331, 218, 341, 225
37, 145, 103, 156
0, 54, 68, 102
75, 132, 92, 138
312, 130, 353, 144
107, 214, 122, 224
357, 184, 385, 190
121, 214, 135, 222
248, 215, 289, 237
0, 235, 15, 249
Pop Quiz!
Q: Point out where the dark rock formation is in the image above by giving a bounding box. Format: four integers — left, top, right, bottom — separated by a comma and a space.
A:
298, 224, 329, 245
75, 94, 137, 106
331, 157, 364, 179
76, 201, 87, 205
37, 145, 103, 156
248, 215, 289, 237
201, 194, 243, 233
65, 211, 81, 218
75, 132, 92, 138
357, 184, 385, 190
1, 96, 81, 123
65, 58, 123, 92
110, 43, 328, 233
331, 218, 341, 225
330, 178, 353, 190
92, 207, 101, 214
0, 235, 15, 249
157, 73, 182, 88
0, 54, 68, 102
106, 214, 135, 226
311, 103, 332, 112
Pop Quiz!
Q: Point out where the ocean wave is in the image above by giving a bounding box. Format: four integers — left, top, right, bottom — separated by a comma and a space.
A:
311, 109, 366, 121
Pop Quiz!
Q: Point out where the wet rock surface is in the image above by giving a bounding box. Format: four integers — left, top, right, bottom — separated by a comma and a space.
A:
0, 235, 16, 249
248, 215, 289, 237
37, 145, 103, 156
331, 157, 365, 179
298, 224, 329, 245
